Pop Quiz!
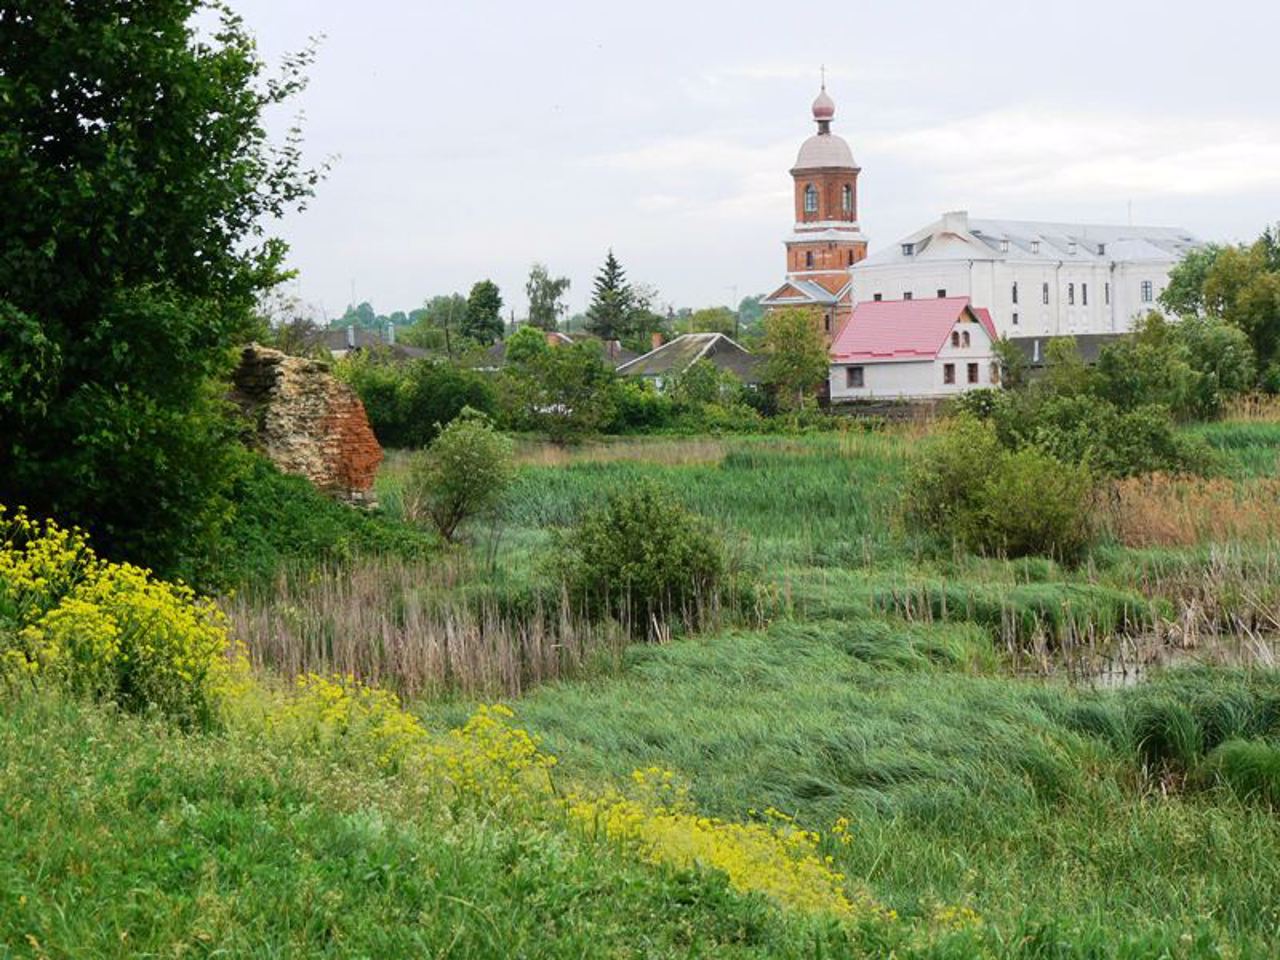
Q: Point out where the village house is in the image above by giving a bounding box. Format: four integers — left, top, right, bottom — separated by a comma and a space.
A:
828, 296, 998, 402
617, 333, 761, 389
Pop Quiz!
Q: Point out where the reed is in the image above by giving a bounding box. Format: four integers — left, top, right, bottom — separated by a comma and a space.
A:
1100, 474, 1280, 547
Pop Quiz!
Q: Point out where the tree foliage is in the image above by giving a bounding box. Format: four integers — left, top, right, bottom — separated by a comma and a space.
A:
761, 307, 829, 410
501, 342, 616, 443
525, 263, 571, 331
0, 2, 320, 574
585, 250, 634, 341
404, 411, 514, 543
463, 280, 504, 345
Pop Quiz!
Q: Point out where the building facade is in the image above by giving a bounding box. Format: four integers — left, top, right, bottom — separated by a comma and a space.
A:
828, 297, 998, 401
762, 84, 867, 338
850, 211, 1202, 338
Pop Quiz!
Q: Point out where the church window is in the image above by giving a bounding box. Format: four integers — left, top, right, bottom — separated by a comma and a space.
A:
1042, 282, 1050, 305
805, 251, 814, 269
1068, 283, 1075, 306
902, 242, 915, 256
824, 313, 831, 333
943, 363, 956, 385
1031, 240, 1041, 254
804, 184, 818, 213
847, 366, 864, 388
1012, 312, 1020, 325
1141, 280, 1154, 303
1082, 283, 1088, 306
842, 184, 853, 213
1105, 282, 1111, 305
1012, 282, 1019, 304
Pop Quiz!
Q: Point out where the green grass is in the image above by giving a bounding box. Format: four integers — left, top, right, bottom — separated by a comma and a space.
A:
509, 621, 1280, 955
0, 694, 864, 959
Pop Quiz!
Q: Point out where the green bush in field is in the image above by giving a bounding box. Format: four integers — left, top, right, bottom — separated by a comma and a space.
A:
552, 480, 728, 634
904, 416, 1094, 560
337, 354, 497, 448
405, 411, 515, 542
196, 453, 432, 588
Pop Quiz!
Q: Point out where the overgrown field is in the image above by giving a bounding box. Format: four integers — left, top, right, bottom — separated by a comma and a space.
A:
8, 421, 1280, 957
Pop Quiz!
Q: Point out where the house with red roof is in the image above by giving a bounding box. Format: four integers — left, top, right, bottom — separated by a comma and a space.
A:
828, 296, 1000, 401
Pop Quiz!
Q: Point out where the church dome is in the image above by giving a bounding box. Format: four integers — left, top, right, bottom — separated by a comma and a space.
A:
812, 88, 835, 121
794, 132, 855, 170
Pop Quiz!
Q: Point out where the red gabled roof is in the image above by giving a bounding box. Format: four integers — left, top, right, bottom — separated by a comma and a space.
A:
830, 296, 998, 361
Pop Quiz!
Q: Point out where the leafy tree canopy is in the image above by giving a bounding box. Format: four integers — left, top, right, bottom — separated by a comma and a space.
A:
761, 307, 829, 410
0, 1, 319, 574
526, 263, 571, 331
463, 280, 504, 345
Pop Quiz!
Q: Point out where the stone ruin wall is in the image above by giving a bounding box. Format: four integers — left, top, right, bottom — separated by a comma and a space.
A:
231, 344, 383, 506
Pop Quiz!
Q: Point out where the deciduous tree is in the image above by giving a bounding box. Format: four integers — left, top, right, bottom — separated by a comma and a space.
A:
526, 263, 571, 331
464, 280, 504, 345
760, 307, 829, 409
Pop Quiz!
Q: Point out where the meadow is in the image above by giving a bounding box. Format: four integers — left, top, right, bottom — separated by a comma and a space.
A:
8, 420, 1280, 958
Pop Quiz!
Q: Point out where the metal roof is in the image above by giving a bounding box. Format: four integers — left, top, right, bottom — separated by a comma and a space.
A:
830, 297, 997, 362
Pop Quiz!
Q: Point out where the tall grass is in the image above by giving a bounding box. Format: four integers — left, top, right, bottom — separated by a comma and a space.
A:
1101, 474, 1280, 547
221, 557, 629, 697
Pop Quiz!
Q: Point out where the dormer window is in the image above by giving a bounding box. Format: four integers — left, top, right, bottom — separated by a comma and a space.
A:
1097, 243, 1107, 256
1068, 240, 1078, 255
1031, 239, 1041, 255
902, 242, 914, 257
803, 184, 818, 214
1000, 238, 1010, 253
841, 184, 853, 213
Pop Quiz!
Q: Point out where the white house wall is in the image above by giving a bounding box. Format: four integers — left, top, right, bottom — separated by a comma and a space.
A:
851, 258, 1176, 339
829, 316, 997, 401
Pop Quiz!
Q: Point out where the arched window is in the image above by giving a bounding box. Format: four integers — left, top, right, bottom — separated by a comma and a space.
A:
803, 184, 818, 214
842, 184, 853, 213
805, 251, 814, 269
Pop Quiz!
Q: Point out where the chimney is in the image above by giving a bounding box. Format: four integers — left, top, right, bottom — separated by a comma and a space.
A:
346, 323, 356, 349
651, 332, 664, 350
941, 210, 969, 235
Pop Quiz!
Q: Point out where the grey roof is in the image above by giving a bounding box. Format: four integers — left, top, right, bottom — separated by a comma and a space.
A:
322, 327, 429, 360
858, 211, 1202, 268
762, 278, 849, 306
1007, 333, 1124, 367
794, 131, 856, 170
617, 333, 763, 384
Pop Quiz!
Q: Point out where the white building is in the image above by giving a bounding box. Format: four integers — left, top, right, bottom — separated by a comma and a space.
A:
828, 296, 998, 401
850, 211, 1202, 339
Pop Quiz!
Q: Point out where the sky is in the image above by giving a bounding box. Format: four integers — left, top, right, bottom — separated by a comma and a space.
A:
234, 0, 1280, 322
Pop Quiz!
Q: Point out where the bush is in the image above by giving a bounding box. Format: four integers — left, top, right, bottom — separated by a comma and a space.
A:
553, 480, 729, 634
1, 506, 241, 728
337, 354, 497, 449
404, 411, 515, 542
904, 416, 1095, 561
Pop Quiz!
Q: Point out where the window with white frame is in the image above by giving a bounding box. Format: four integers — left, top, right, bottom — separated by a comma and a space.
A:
1082, 283, 1088, 306
967, 362, 979, 384
1012, 281, 1019, 304
846, 366, 864, 388
943, 363, 955, 384
841, 184, 853, 213
962, 331, 971, 348
1042, 282, 1050, 305
1068, 283, 1075, 306
1141, 280, 1153, 303
804, 184, 818, 214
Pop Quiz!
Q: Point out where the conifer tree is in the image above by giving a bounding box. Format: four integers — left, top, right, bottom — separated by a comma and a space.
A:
585, 250, 635, 341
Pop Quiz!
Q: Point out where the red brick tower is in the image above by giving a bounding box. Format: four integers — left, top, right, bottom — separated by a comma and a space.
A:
785, 84, 867, 289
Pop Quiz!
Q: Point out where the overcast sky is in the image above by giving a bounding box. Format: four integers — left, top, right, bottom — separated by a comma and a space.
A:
237, 0, 1280, 321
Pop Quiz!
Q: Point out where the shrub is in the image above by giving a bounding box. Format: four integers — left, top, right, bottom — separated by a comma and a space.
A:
609, 378, 675, 432
979, 447, 1094, 561
196, 453, 432, 589
499, 342, 617, 443
1203, 739, 1280, 808
904, 416, 1095, 560
337, 354, 498, 449
553, 480, 729, 634
1, 506, 241, 728
404, 411, 515, 542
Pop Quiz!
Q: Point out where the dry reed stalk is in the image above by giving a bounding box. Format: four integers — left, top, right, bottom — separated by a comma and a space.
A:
1101, 474, 1280, 548
512, 437, 728, 467
1222, 393, 1280, 423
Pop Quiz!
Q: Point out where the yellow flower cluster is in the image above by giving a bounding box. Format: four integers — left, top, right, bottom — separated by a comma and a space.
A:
257, 671, 887, 924
1, 505, 246, 726
568, 783, 888, 922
